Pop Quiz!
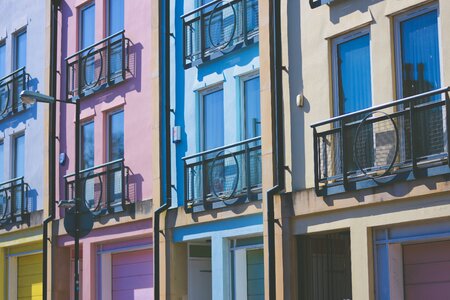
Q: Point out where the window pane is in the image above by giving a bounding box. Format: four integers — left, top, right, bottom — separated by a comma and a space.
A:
80, 4, 95, 49
203, 89, 224, 150
247, 249, 264, 300
337, 34, 371, 114
15, 31, 27, 70
14, 134, 25, 177
109, 0, 124, 35
0, 43, 5, 78
244, 76, 261, 139
400, 10, 440, 97
0, 143, 3, 183
81, 121, 95, 169
109, 110, 124, 161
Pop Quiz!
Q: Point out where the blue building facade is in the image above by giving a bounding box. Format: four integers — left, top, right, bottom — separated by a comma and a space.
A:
164, 0, 265, 298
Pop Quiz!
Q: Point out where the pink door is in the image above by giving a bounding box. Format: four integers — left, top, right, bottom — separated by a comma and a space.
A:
404, 240, 450, 300
112, 249, 153, 300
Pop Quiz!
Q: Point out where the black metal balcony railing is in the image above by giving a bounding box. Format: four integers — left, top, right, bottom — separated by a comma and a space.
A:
312, 87, 450, 196
182, 0, 259, 68
0, 177, 30, 227
0, 67, 30, 120
65, 159, 131, 217
65, 30, 130, 101
184, 137, 262, 213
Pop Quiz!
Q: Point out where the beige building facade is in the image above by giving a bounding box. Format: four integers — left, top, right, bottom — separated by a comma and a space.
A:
260, 0, 450, 299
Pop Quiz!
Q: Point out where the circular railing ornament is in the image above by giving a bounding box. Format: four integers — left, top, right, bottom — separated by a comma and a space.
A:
353, 110, 399, 183
82, 48, 103, 89
83, 172, 104, 216
207, 0, 237, 52
209, 150, 239, 202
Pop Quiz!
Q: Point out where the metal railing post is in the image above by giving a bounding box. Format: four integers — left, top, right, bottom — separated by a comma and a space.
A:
410, 104, 418, 177
245, 141, 251, 200
446, 92, 450, 168
313, 128, 320, 195
340, 119, 348, 190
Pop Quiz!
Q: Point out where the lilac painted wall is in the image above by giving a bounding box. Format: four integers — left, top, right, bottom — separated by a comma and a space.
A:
57, 0, 155, 211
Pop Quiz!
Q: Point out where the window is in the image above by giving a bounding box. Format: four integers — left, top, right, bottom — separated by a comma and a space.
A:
395, 5, 442, 158
0, 142, 3, 183
298, 231, 352, 300
80, 3, 95, 50
201, 88, 224, 151
231, 237, 264, 300
14, 30, 27, 70
13, 134, 25, 178
80, 3, 96, 85
108, 0, 124, 36
332, 29, 372, 115
81, 121, 95, 169
108, 110, 124, 161
108, 0, 124, 77
243, 76, 261, 139
0, 42, 5, 78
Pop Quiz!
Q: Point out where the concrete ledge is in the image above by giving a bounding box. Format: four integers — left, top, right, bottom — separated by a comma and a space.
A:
0, 210, 43, 235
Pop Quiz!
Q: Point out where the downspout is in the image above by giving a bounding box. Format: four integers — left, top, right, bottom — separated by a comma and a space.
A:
154, 0, 171, 298
43, 0, 59, 299
267, 0, 284, 299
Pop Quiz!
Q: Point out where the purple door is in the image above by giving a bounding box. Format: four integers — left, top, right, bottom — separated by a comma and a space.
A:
403, 240, 450, 299
112, 249, 153, 300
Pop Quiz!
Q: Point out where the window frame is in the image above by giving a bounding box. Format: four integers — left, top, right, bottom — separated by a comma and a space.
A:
106, 0, 125, 36
331, 27, 372, 117
0, 41, 6, 78
198, 84, 224, 152
13, 28, 27, 71
394, 3, 442, 99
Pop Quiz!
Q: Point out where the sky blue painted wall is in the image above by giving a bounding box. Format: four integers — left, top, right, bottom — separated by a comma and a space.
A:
0, 0, 49, 212
170, 0, 260, 207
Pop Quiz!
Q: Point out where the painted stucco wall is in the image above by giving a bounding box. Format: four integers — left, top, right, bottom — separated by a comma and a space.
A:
58, 0, 157, 211
0, 0, 50, 213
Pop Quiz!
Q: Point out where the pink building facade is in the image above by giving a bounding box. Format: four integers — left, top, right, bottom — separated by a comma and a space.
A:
53, 0, 159, 299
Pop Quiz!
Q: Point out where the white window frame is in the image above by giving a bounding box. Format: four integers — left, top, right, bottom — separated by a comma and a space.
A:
331, 27, 372, 117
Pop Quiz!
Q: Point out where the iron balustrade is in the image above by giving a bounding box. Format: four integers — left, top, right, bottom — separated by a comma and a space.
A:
64, 159, 131, 217
65, 30, 130, 101
183, 136, 262, 212
182, 0, 259, 68
0, 177, 30, 227
0, 67, 30, 120
312, 87, 450, 196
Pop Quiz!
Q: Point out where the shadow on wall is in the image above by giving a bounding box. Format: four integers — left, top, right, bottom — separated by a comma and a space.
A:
128, 172, 143, 203
329, 0, 383, 24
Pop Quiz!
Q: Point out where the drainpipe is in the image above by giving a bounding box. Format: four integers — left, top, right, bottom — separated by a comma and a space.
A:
43, 0, 59, 299
267, 0, 284, 299
154, 0, 172, 299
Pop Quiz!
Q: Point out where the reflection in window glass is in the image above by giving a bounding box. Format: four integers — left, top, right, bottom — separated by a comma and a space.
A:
109, 110, 124, 161
0, 142, 3, 183
80, 4, 95, 49
81, 121, 95, 169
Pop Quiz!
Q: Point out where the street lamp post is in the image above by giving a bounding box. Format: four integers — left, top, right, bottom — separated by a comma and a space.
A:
20, 90, 85, 300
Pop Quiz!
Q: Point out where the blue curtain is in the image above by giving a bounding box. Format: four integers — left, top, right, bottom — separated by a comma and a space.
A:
401, 10, 440, 97
337, 34, 371, 114
203, 89, 224, 150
